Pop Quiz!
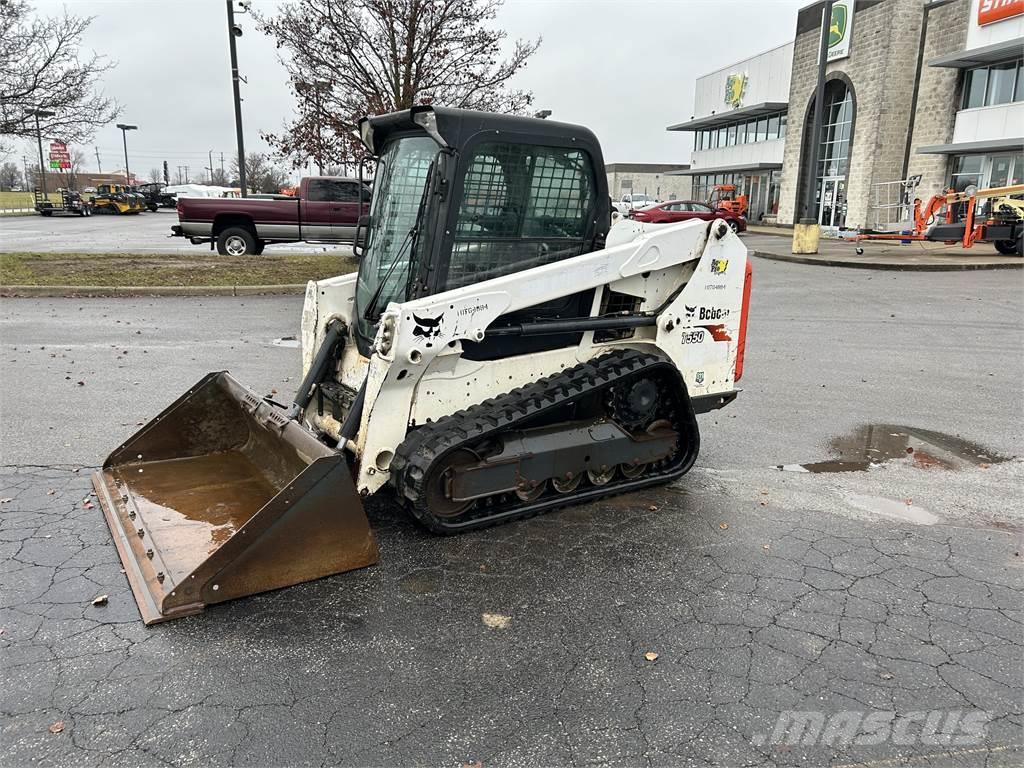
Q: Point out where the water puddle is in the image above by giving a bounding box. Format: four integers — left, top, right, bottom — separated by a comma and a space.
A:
777, 424, 1008, 474
270, 336, 299, 348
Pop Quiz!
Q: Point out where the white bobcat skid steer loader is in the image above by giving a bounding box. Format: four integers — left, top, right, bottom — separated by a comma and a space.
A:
94, 106, 751, 624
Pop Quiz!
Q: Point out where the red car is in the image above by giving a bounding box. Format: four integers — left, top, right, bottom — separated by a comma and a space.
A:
630, 200, 747, 233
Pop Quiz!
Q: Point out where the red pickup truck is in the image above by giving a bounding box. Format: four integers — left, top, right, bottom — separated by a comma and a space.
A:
171, 176, 371, 255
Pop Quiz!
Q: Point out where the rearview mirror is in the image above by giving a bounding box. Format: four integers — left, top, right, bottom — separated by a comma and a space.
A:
353, 214, 369, 258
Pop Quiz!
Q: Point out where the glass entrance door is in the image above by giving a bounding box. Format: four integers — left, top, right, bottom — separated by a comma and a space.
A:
744, 174, 763, 222
817, 177, 846, 227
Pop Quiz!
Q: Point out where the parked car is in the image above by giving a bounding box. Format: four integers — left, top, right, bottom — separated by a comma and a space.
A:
171, 176, 371, 255
629, 200, 747, 233
612, 192, 657, 215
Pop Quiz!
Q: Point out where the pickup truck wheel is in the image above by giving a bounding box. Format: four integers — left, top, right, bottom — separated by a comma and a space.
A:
217, 226, 258, 256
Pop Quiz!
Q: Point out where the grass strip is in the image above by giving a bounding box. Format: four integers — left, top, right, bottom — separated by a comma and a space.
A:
0, 251, 356, 287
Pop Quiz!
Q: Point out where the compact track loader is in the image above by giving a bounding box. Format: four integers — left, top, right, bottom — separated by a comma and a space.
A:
94, 107, 752, 624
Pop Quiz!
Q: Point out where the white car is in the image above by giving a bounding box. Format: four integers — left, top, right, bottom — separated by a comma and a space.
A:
612, 192, 657, 215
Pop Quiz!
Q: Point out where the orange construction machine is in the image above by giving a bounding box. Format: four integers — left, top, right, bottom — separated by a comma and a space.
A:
708, 184, 748, 218
850, 184, 1023, 256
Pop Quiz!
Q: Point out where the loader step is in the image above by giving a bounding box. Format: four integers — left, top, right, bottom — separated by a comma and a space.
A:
390, 349, 699, 533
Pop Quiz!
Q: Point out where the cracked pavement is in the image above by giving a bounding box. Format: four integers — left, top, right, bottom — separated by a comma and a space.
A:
2, 260, 1022, 766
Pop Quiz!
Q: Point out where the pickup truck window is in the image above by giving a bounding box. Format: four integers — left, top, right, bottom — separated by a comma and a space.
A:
306, 179, 362, 203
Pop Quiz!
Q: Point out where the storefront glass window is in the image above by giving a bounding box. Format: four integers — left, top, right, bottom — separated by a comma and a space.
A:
986, 61, 1017, 106
811, 81, 855, 228
1010, 154, 1024, 186
963, 68, 988, 108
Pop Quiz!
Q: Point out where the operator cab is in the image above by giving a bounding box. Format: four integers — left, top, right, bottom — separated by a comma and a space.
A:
353, 106, 612, 357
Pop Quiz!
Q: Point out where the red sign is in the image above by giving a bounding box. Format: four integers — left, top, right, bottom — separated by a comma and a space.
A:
978, 0, 1023, 25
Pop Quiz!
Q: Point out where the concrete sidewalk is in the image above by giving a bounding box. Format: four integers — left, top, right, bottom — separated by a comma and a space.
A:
744, 225, 1022, 270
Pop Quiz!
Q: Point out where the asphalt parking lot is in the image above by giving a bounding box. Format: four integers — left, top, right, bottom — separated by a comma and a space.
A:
0, 209, 351, 256
1, 259, 1022, 766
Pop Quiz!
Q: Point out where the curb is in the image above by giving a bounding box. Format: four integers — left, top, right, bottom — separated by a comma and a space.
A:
751, 250, 1023, 272
0, 284, 307, 298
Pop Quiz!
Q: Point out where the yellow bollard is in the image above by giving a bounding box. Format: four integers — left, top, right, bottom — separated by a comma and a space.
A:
792, 220, 821, 254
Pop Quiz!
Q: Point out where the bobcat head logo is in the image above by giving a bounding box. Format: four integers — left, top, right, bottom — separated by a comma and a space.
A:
685, 305, 696, 319
412, 313, 444, 345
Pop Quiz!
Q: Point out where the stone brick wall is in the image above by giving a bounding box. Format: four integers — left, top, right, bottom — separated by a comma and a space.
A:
905, 0, 970, 201
777, 0, 938, 228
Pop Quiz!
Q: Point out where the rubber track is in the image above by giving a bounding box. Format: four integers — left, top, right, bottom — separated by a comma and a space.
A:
390, 349, 700, 533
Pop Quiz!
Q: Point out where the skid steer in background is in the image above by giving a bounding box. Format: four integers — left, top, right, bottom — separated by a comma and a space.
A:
94, 106, 752, 624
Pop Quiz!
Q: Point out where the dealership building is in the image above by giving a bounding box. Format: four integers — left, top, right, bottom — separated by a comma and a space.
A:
669, 0, 1023, 231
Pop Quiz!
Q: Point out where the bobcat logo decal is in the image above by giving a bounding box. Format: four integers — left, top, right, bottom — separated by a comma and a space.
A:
412, 313, 444, 345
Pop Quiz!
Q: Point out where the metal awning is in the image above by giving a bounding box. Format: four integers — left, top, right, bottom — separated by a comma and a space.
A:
666, 102, 789, 131
928, 37, 1024, 68
916, 137, 1024, 155
667, 162, 783, 177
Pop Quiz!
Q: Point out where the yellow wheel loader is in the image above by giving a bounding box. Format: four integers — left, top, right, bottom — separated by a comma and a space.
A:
94, 107, 752, 624
90, 184, 146, 214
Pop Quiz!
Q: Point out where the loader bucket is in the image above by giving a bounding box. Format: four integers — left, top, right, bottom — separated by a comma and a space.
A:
92, 372, 378, 625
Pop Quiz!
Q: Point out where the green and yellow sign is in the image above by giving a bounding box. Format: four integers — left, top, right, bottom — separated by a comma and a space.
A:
827, 0, 855, 61
724, 72, 748, 109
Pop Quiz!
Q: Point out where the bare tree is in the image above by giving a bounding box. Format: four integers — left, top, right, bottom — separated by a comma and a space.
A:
0, 1, 120, 143
0, 161, 22, 191
209, 167, 230, 186
62, 146, 87, 189
148, 167, 163, 184
230, 153, 289, 193
256, 0, 540, 168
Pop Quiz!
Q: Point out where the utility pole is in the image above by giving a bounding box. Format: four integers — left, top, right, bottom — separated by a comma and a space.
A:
219, 152, 226, 177
226, 0, 248, 196
28, 109, 55, 197
184, 165, 190, 184
94, 146, 102, 173
22, 156, 30, 191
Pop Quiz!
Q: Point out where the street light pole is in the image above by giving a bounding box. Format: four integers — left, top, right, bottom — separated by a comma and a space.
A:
116, 123, 138, 185
792, 0, 834, 255
226, 0, 247, 196
28, 109, 55, 197
803, 0, 834, 223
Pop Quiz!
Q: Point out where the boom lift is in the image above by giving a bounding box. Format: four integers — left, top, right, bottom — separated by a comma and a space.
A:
851, 184, 1023, 256
93, 107, 752, 624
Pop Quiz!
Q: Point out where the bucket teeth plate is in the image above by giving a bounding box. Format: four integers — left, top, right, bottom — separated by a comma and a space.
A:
93, 371, 378, 625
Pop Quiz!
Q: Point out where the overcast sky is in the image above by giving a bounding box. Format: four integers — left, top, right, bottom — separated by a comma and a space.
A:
28, 0, 805, 180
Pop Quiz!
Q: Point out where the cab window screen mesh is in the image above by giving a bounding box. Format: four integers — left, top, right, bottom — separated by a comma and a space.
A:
448, 143, 593, 289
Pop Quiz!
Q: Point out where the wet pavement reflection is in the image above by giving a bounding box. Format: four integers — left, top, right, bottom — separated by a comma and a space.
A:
777, 424, 1010, 474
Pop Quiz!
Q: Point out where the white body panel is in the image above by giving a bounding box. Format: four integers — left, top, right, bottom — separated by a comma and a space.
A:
301, 218, 748, 495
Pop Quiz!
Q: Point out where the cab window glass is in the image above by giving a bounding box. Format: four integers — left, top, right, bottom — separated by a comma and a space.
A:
449, 142, 595, 289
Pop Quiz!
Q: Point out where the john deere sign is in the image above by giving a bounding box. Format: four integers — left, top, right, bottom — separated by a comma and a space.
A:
724, 72, 748, 108
827, 0, 855, 62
